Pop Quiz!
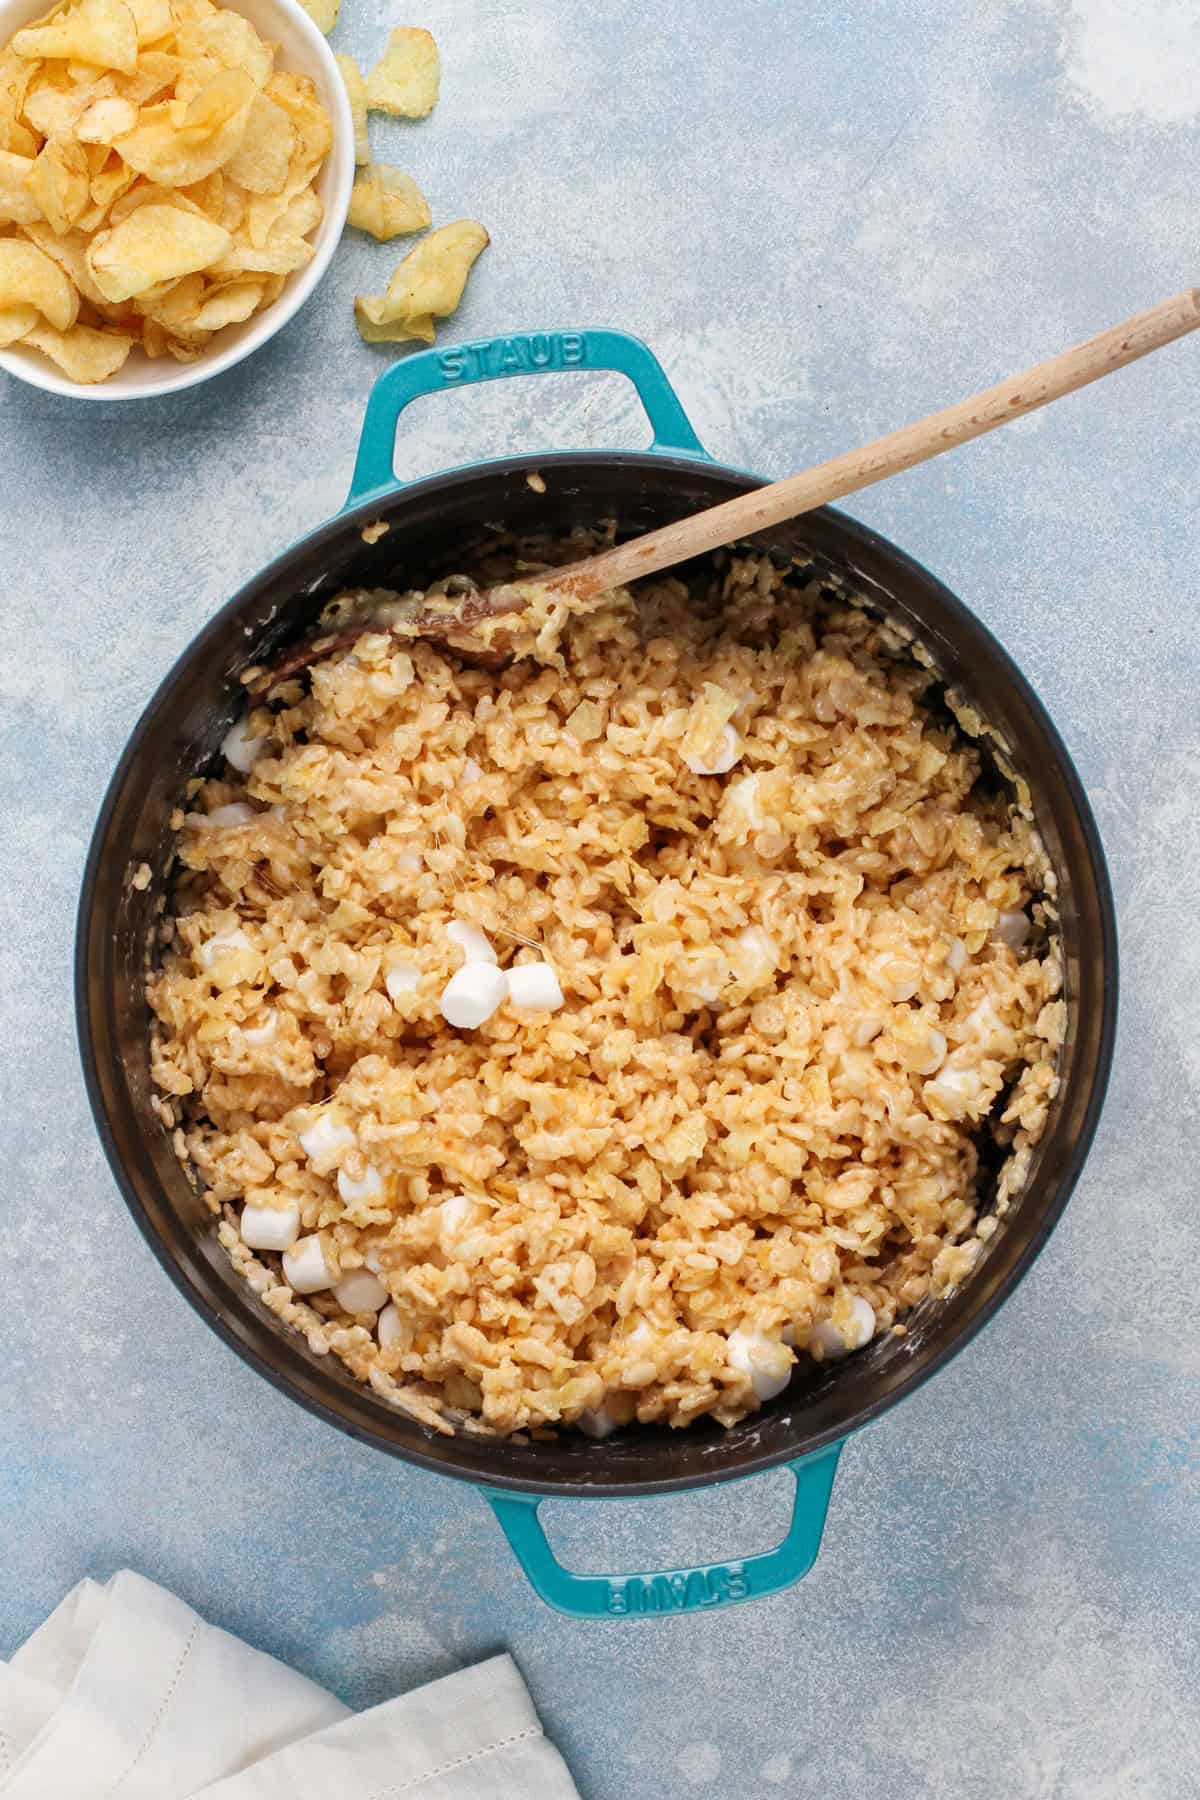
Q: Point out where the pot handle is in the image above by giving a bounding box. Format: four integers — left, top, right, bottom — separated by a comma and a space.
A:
347, 328, 708, 506
482, 1444, 843, 1619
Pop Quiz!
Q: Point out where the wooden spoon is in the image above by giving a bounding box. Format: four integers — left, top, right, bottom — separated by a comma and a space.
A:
261, 288, 1199, 684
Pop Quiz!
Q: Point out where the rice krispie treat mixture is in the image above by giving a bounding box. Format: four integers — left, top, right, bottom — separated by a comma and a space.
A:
147, 547, 1063, 1438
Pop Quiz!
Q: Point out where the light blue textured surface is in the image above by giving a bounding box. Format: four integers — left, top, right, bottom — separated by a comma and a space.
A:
2, 0, 1199, 1793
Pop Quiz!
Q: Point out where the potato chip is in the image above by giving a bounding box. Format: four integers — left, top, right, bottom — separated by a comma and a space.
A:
75, 92, 137, 141
12, 0, 139, 75
1, 119, 39, 157
109, 48, 179, 104
87, 200, 231, 300
109, 179, 205, 221
335, 54, 368, 164
114, 86, 251, 184
0, 301, 37, 344
22, 318, 133, 379
18, 218, 109, 303
173, 15, 272, 88
27, 132, 92, 232
133, 265, 200, 320
224, 93, 293, 194
365, 26, 439, 119
23, 79, 90, 137
354, 219, 488, 345
0, 233, 80, 329
0, 46, 34, 126
264, 71, 331, 179
347, 163, 429, 241
206, 222, 314, 277
126, 0, 171, 42
299, 0, 337, 35
0, 148, 42, 224
190, 275, 261, 329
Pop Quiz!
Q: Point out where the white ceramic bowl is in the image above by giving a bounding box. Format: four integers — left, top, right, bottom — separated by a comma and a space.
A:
0, 0, 354, 400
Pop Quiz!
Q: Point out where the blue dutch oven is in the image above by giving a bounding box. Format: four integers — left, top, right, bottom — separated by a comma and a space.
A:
77, 330, 1117, 1617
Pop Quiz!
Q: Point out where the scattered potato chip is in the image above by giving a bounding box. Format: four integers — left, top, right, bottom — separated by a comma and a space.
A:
354, 219, 488, 345
299, 0, 338, 35
23, 318, 133, 379
347, 163, 429, 241
335, 53, 368, 164
12, 0, 139, 75
0, 301, 37, 344
225, 93, 293, 194
0, 234, 80, 330
0, 148, 41, 222
87, 200, 231, 300
75, 92, 137, 141
27, 133, 92, 233
365, 26, 439, 119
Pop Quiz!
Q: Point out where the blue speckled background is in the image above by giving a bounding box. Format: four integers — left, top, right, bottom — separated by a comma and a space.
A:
3, 0, 1199, 1793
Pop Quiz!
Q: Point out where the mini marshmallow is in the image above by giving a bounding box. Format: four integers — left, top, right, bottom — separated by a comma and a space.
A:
334, 1269, 388, 1314
384, 956, 421, 999
239, 1201, 300, 1252
991, 908, 1030, 950
377, 1302, 405, 1349
395, 850, 422, 873
578, 1406, 620, 1440
298, 1109, 356, 1163
282, 1234, 334, 1294
462, 757, 484, 782
726, 1327, 793, 1400
439, 1193, 476, 1237
725, 771, 765, 827
240, 1011, 277, 1046
338, 1163, 384, 1204
198, 927, 250, 971
946, 938, 968, 973
446, 920, 497, 965
221, 718, 268, 775
810, 1295, 876, 1360
364, 1245, 384, 1274
507, 961, 564, 1013
205, 803, 257, 827
683, 724, 741, 776
439, 964, 508, 1030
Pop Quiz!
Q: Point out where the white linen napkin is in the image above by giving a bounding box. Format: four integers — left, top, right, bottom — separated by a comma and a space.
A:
0, 1572, 579, 1800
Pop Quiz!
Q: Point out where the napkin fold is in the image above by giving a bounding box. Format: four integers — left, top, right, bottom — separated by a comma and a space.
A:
0, 1572, 579, 1800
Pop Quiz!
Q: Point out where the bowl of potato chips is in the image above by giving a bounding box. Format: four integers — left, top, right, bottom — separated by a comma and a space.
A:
0, 0, 353, 396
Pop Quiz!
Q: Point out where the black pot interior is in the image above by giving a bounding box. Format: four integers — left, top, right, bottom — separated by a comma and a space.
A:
77, 452, 1117, 1496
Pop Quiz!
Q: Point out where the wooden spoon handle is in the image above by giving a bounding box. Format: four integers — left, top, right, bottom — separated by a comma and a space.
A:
548, 288, 1200, 604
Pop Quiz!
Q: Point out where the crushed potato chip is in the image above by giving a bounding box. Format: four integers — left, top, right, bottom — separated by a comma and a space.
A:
365, 26, 439, 119
347, 163, 429, 241
354, 219, 488, 345
299, 0, 338, 35
12, 0, 138, 75
87, 200, 231, 300
335, 53, 368, 164
0, 0, 332, 380
22, 317, 133, 379
0, 233, 80, 329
